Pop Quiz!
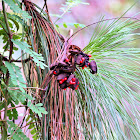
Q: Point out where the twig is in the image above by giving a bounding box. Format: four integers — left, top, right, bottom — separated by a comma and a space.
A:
9, 108, 29, 140
21, 121, 41, 129
0, 105, 27, 113
67, 16, 140, 42
9, 86, 45, 91
2, 1, 12, 139
0, 54, 31, 63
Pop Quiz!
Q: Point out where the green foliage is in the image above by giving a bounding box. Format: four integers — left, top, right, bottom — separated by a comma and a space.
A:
54, 0, 89, 22
7, 120, 30, 140
60, 0, 89, 13
74, 17, 140, 139
27, 101, 48, 117
3, 0, 31, 21
0, 11, 21, 52
26, 116, 40, 140
4, 61, 33, 102
11, 40, 47, 69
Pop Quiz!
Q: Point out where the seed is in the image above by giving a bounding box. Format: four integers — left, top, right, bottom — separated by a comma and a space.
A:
70, 81, 73, 84
81, 57, 85, 61
64, 88, 66, 90
53, 71, 57, 74
64, 77, 67, 81
65, 58, 69, 62
88, 54, 92, 57
59, 80, 63, 84
72, 82, 76, 85
80, 60, 83, 63
82, 67, 84, 69
61, 79, 65, 82
88, 63, 90, 66
85, 65, 87, 67
72, 78, 76, 82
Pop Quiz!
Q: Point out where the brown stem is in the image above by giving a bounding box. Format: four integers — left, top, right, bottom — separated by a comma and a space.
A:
2, 1, 14, 139
0, 54, 31, 63
67, 16, 140, 42
9, 108, 29, 140
21, 121, 41, 129
2, 0, 13, 61
0, 105, 27, 113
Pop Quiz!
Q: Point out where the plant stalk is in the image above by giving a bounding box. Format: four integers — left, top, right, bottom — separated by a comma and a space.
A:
2, 1, 13, 139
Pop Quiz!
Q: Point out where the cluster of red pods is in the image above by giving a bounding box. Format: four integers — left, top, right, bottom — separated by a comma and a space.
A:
50, 45, 97, 90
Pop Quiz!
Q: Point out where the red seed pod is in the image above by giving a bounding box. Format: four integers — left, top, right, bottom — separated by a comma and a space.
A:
88, 63, 90, 66
85, 65, 87, 68
65, 58, 69, 62
81, 57, 85, 61
64, 77, 67, 81
61, 79, 65, 83
72, 82, 76, 85
72, 78, 76, 82
59, 80, 63, 84
70, 81, 73, 85
78, 81, 79, 84
82, 67, 85, 69
68, 87, 71, 89
80, 60, 83, 63
75, 69, 76, 71
88, 54, 92, 57
64, 88, 66, 90
53, 71, 57, 75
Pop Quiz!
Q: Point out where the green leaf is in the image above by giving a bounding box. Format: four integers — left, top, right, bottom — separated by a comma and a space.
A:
11, 39, 47, 69
4, 62, 33, 102
35, 103, 43, 107
3, 0, 32, 21
63, 23, 67, 28
7, 120, 30, 140
28, 123, 34, 129
30, 128, 36, 135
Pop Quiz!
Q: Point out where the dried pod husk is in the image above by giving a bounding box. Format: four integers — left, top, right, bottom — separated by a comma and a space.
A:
69, 45, 81, 52
60, 65, 75, 73
69, 45, 81, 54
67, 74, 75, 84
59, 82, 67, 89
69, 49, 79, 54
53, 68, 60, 76
50, 62, 58, 70
76, 54, 83, 65
58, 62, 68, 67
67, 54, 72, 62
50, 44, 95, 90
89, 60, 97, 74
70, 78, 79, 90
57, 73, 69, 81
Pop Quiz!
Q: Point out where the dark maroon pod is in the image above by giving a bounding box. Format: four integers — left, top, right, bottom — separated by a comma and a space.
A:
60, 67, 74, 73
50, 44, 97, 90
89, 60, 97, 74
58, 62, 68, 67
76, 54, 83, 65
67, 74, 75, 84
59, 82, 67, 89
69, 49, 79, 54
50, 62, 58, 70
57, 73, 69, 81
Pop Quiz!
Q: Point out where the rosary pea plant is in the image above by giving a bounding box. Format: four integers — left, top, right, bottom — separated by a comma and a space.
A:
0, 0, 140, 140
